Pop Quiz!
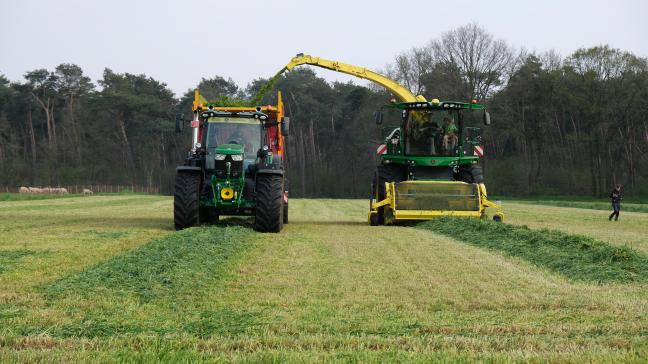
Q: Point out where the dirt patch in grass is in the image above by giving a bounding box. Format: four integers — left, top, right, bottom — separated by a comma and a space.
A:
418, 218, 648, 283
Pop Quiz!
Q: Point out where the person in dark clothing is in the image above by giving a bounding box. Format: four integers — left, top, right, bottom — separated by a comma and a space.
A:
609, 184, 622, 221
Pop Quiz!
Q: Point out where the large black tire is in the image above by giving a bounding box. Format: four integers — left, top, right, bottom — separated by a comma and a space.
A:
455, 164, 485, 184
255, 174, 284, 233
371, 166, 404, 225
471, 164, 485, 184
174, 172, 201, 230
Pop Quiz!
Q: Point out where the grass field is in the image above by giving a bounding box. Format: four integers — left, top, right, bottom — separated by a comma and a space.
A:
0, 196, 647, 362
512, 198, 648, 214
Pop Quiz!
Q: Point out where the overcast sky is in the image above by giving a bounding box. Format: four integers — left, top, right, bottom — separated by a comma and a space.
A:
1, 0, 647, 97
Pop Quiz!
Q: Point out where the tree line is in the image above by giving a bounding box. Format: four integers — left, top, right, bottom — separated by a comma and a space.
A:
1, 23, 647, 197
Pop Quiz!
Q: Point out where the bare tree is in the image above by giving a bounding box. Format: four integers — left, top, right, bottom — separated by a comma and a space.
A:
385, 47, 433, 97
430, 22, 513, 100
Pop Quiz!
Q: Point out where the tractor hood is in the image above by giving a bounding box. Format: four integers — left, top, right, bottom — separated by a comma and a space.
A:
215, 144, 244, 155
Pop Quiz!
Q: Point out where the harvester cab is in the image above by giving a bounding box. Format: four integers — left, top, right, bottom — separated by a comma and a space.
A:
369, 99, 504, 225
173, 90, 289, 232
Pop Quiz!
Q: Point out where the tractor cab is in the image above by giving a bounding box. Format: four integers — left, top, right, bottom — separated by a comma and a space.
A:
200, 112, 264, 172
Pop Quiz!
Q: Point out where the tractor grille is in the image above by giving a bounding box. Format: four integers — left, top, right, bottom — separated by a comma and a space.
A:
214, 156, 243, 179
394, 181, 480, 211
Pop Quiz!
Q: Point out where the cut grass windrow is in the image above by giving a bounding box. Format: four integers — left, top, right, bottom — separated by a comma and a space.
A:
418, 218, 648, 283
45, 220, 255, 304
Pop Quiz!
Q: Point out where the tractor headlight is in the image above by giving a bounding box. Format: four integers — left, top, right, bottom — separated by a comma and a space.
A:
215, 154, 226, 161
231, 154, 243, 162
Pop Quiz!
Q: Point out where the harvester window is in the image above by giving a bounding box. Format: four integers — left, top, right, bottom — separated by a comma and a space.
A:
406, 110, 457, 156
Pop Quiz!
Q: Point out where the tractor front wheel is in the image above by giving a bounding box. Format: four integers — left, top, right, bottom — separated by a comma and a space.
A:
174, 172, 201, 230
255, 174, 284, 233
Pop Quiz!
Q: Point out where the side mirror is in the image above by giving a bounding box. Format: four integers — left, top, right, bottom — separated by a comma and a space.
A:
281, 117, 290, 136
175, 113, 184, 133
483, 111, 491, 126
373, 110, 384, 125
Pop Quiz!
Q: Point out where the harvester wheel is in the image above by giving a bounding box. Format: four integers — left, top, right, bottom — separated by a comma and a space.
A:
174, 172, 201, 230
471, 164, 484, 183
372, 166, 403, 225
255, 174, 284, 233
369, 213, 381, 226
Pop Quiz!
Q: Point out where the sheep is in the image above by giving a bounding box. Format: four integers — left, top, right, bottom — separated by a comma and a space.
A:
82, 188, 93, 195
19, 186, 29, 194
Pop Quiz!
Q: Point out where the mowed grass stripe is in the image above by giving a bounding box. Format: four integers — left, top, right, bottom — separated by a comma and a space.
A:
418, 218, 648, 283
45, 222, 254, 303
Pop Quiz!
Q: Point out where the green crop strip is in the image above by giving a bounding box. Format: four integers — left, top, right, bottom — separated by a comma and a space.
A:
0, 250, 42, 274
45, 222, 255, 303
418, 218, 648, 283
26, 221, 261, 338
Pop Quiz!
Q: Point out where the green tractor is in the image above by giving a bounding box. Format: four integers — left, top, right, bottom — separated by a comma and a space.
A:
369, 99, 504, 224
173, 90, 289, 232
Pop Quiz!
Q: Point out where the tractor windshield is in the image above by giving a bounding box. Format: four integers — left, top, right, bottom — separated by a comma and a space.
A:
405, 109, 459, 156
205, 117, 261, 158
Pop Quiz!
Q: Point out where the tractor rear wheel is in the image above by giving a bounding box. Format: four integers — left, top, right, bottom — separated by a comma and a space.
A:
255, 174, 284, 233
174, 172, 201, 230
